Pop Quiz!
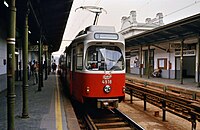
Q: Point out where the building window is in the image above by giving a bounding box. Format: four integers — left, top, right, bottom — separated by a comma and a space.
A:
157, 58, 167, 69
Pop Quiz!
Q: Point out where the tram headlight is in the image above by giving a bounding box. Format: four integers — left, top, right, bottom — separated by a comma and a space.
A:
86, 87, 90, 94
104, 85, 111, 93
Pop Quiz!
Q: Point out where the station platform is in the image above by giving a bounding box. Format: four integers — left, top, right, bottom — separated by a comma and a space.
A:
126, 73, 200, 92
0, 73, 80, 130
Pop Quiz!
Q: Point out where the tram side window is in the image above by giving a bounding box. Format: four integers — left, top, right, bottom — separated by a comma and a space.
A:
76, 43, 83, 70
86, 48, 98, 70
76, 53, 83, 70
67, 56, 70, 68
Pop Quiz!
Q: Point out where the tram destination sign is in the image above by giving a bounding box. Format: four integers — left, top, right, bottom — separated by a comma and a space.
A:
94, 33, 118, 40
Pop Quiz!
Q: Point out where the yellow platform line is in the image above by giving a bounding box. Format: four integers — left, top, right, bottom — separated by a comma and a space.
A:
55, 75, 63, 130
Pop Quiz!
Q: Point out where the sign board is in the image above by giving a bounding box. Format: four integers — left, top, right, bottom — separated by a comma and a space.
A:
175, 50, 196, 56
170, 43, 188, 49
29, 45, 48, 51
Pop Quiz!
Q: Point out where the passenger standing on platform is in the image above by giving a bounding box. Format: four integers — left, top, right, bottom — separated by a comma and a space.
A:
30, 61, 35, 76
33, 61, 39, 85
52, 62, 57, 73
27, 63, 30, 80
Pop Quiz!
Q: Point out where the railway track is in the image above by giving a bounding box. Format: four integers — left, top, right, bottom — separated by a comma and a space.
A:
72, 100, 144, 130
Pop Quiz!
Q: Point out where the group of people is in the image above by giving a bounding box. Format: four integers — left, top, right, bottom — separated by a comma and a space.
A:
28, 60, 57, 85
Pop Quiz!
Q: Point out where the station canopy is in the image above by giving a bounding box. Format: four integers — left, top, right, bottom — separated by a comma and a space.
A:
5, 0, 73, 52
125, 13, 200, 47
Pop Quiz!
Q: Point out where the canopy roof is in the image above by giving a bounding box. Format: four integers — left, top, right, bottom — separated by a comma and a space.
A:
126, 13, 200, 47
1, 0, 74, 52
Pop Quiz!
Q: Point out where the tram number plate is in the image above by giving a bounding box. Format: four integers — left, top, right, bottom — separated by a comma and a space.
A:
102, 79, 112, 84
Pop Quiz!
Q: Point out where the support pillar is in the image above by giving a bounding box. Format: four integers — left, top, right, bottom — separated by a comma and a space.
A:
45, 50, 48, 80
41, 44, 44, 87
168, 43, 171, 79
22, 7, 29, 118
147, 45, 150, 79
140, 45, 142, 78
15, 53, 18, 81
197, 35, 200, 87
48, 51, 51, 75
38, 37, 42, 91
180, 39, 184, 84
7, 0, 16, 129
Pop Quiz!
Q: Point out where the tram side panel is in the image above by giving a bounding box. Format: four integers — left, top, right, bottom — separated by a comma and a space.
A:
71, 72, 125, 101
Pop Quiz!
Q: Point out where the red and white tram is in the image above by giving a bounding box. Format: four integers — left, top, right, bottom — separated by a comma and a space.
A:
61, 25, 125, 108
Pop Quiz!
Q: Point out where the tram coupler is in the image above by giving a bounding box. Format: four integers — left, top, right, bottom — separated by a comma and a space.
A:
97, 99, 119, 109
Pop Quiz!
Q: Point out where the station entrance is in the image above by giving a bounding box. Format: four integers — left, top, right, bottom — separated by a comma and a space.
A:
175, 56, 195, 79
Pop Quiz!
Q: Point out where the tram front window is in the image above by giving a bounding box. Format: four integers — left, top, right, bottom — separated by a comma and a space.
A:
86, 45, 124, 71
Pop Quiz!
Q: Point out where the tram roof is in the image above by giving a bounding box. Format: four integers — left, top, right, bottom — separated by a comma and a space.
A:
2, 0, 73, 52
125, 13, 200, 47
64, 25, 125, 53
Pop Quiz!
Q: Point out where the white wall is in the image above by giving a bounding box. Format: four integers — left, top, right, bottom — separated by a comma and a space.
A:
154, 45, 176, 71
0, 16, 7, 92
0, 20, 7, 75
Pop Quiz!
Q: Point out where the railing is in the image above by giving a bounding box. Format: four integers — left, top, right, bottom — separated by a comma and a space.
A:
126, 79, 200, 130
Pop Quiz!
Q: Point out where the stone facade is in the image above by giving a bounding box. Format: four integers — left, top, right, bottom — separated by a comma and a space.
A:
119, 11, 164, 39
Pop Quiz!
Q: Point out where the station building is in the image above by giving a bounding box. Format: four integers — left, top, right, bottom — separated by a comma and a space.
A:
120, 11, 200, 84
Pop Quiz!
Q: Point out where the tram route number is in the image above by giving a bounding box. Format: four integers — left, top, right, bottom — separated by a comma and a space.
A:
102, 79, 112, 84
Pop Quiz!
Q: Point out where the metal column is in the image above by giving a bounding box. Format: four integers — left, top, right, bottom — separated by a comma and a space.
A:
44, 50, 48, 80
147, 45, 150, 79
7, 0, 16, 129
41, 42, 44, 87
48, 51, 51, 74
168, 43, 171, 79
22, 7, 29, 118
197, 35, 200, 87
180, 39, 184, 84
38, 37, 42, 91
140, 45, 142, 78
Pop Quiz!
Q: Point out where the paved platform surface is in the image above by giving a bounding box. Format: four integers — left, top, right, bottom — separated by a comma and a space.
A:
126, 73, 200, 92
0, 73, 79, 130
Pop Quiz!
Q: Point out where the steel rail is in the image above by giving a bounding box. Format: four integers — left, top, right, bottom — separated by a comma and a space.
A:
78, 106, 144, 130
84, 114, 98, 130
113, 108, 145, 130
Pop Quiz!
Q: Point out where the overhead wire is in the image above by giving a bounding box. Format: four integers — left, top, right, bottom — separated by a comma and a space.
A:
164, 0, 200, 18
124, 0, 200, 29
61, 0, 103, 51
75, 0, 102, 30
66, 0, 102, 41
60, 0, 87, 51
65, 0, 200, 48
66, 0, 86, 36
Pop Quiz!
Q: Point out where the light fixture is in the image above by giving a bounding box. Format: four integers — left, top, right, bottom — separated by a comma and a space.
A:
4, 1, 8, 7
86, 87, 90, 94
104, 85, 111, 93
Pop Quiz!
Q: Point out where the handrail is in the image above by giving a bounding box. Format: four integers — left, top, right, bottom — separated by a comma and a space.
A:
125, 80, 200, 130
